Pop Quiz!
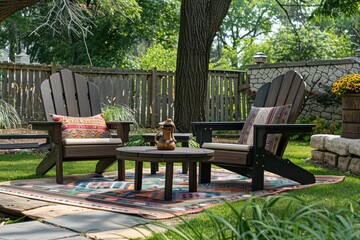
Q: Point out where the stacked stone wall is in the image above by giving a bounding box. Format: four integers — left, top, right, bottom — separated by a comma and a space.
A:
247, 59, 360, 121
310, 134, 360, 175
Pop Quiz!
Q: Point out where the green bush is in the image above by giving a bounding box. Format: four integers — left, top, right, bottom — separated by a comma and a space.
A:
0, 99, 21, 129
291, 116, 341, 141
151, 195, 360, 239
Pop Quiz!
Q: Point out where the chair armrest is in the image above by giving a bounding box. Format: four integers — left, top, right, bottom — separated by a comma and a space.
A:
106, 121, 133, 142
191, 121, 245, 145
253, 124, 315, 148
29, 121, 62, 144
29, 121, 61, 131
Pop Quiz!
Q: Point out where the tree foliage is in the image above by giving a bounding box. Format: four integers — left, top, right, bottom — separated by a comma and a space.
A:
212, 0, 280, 68
311, 0, 360, 18
271, 26, 353, 62
0, 0, 179, 67
130, 43, 177, 71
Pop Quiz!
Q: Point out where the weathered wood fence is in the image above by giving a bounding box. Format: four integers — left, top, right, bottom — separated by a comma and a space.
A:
0, 63, 249, 127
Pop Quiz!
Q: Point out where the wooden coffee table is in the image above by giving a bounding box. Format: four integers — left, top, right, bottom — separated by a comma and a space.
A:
116, 146, 214, 200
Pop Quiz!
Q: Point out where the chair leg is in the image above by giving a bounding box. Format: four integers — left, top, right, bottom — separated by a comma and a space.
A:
95, 159, 116, 174
56, 146, 64, 184
199, 162, 211, 183
251, 162, 264, 191
264, 156, 316, 185
36, 145, 58, 176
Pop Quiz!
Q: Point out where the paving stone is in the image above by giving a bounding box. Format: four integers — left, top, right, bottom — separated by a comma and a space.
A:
349, 158, 360, 175
310, 134, 339, 150
349, 141, 360, 156
325, 137, 357, 156
0, 193, 53, 214
324, 152, 338, 167
86, 223, 166, 240
0, 221, 79, 240
44, 210, 153, 234
311, 150, 326, 162
23, 204, 97, 220
337, 156, 352, 171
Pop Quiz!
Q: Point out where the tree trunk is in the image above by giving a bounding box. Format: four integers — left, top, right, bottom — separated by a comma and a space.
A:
0, 0, 41, 22
174, 0, 231, 133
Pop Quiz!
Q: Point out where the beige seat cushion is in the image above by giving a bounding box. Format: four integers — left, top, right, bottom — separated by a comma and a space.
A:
202, 142, 251, 151
63, 138, 122, 145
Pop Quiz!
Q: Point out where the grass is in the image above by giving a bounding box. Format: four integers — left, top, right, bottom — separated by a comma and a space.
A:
0, 141, 359, 237
145, 141, 360, 239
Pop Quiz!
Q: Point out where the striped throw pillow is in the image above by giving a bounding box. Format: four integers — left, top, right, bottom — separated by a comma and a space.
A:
51, 114, 111, 140
238, 104, 292, 154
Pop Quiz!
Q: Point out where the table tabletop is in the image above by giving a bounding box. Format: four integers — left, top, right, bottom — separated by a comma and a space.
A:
117, 146, 213, 158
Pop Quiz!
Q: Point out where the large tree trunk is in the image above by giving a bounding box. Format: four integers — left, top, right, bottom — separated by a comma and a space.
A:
0, 0, 41, 22
174, 0, 231, 133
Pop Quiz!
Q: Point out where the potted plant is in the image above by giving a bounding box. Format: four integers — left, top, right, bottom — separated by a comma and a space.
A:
332, 73, 360, 139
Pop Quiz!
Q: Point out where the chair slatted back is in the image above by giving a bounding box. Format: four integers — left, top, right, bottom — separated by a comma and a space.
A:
253, 70, 305, 156
41, 69, 101, 121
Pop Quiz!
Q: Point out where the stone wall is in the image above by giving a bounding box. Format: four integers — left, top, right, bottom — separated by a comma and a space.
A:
310, 134, 360, 175
247, 59, 360, 120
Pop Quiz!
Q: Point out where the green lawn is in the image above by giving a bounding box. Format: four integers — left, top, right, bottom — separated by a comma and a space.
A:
0, 142, 359, 238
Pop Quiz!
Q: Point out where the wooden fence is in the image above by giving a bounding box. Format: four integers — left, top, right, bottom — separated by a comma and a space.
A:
0, 63, 249, 128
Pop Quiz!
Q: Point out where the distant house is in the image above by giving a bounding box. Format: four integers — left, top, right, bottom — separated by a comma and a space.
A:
0, 49, 9, 62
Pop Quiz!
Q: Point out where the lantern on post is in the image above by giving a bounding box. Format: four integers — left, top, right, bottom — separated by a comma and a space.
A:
355, 49, 360, 58
253, 52, 267, 65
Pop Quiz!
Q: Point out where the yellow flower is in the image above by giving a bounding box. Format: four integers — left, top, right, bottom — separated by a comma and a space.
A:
332, 74, 360, 96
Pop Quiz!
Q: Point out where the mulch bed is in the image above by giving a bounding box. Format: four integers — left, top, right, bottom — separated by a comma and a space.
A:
0, 128, 48, 153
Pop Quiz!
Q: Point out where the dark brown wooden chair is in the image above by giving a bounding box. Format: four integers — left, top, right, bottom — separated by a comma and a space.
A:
30, 69, 132, 184
192, 70, 316, 191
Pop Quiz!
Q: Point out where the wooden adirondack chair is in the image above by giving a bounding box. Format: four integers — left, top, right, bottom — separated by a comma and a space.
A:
192, 70, 316, 191
30, 69, 132, 184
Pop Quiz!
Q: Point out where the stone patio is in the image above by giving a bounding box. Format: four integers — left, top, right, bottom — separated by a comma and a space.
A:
310, 134, 360, 174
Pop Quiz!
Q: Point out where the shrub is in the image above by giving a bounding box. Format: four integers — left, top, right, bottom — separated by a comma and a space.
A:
0, 99, 21, 129
291, 116, 341, 141
102, 104, 139, 131
307, 84, 341, 108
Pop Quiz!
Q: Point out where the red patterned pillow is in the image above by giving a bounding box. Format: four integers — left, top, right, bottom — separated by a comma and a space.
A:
238, 104, 292, 154
51, 114, 111, 140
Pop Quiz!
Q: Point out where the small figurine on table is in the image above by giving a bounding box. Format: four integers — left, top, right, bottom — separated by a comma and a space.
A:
154, 118, 177, 150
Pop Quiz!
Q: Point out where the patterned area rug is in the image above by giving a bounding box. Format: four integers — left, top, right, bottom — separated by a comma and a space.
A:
0, 168, 344, 219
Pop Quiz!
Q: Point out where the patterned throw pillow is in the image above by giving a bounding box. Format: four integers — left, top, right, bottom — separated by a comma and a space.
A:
51, 114, 111, 140
238, 104, 292, 154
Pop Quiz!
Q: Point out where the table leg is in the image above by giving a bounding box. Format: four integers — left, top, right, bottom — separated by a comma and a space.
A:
164, 162, 174, 201
151, 162, 158, 174
118, 159, 125, 181
134, 161, 143, 190
181, 142, 189, 174
149, 142, 159, 174
188, 162, 197, 192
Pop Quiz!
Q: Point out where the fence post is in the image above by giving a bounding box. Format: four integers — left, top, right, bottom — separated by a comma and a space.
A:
51, 62, 56, 74
150, 67, 158, 128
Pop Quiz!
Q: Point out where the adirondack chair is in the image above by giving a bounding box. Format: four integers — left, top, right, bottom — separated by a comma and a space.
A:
192, 70, 316, 191
30, 69, 132, 184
